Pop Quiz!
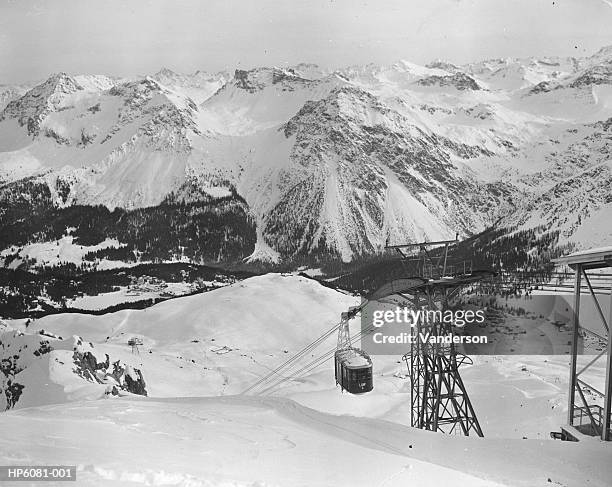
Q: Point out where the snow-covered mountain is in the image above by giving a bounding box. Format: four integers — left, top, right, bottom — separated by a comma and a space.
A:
0, 83, 31, 112
1, 46, 610, 265
151, 67, 231, 104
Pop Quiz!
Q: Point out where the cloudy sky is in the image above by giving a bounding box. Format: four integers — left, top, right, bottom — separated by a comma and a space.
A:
1, 0, 612, 83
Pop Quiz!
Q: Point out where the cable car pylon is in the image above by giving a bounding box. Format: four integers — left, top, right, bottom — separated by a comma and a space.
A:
388, 238, 487, 437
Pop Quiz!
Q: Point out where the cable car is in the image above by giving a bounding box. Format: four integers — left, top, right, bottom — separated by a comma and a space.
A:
334, 348, 373, 394
334, 306, 373, 394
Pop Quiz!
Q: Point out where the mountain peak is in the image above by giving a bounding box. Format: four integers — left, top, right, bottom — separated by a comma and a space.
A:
591, 44, 612, 57
426, 60, 459, 72
290, 63, 329, 80
109, 76, 168, 99
585, 44, 612, 67
33, 72, 83, 97
0, 72, 82, 135
155, 67, 178, 77
232, 67, 312, 93
1, 47, 610, 264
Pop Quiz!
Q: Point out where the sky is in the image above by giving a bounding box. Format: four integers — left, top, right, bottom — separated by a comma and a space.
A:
1, 0, 612, 83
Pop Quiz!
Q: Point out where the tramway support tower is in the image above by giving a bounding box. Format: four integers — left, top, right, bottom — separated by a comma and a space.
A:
552, 247, 612, 441
386, 238, 489, 436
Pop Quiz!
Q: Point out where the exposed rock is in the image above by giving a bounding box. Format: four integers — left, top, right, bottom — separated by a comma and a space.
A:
3, 379, 24, 409
417, 72, 481, 90
569, 64, 612, 88
0, 332, 148, 410
71, 338, 147, 396
233, 67, 313, 93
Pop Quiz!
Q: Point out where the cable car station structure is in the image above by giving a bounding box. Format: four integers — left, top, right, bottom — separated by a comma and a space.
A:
552, 247, 612, 442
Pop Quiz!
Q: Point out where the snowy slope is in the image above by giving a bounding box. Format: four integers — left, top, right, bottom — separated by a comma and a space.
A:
0, 274, 611, 486
152, 67, 231, 104
0, 235, 127, 269
0, 274, 603, 438
2, 275, 357, 400
497, 119, 612, 249
198, 67, 347, 135
1, 395, 610, 487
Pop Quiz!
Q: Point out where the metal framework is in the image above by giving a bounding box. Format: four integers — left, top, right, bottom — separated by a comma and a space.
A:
388, 239, 485, 437
336, 307, 357, 353
403, 287, 483, 436
553, 247, 612, 441
128, 337, 143, 354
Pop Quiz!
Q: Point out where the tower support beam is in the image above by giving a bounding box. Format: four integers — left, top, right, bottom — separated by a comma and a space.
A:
553, 247, 612, 441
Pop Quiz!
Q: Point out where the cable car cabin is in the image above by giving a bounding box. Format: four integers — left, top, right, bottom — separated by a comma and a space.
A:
334, 349, 373, 394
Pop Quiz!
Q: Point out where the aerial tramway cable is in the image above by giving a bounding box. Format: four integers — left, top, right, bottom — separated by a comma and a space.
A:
241, 324, 338, 394
245, 285, 420, 396
242, 316, 354, 395
258, 321, 377, 396
243, 301, 371, 395
244, 279, 426, 396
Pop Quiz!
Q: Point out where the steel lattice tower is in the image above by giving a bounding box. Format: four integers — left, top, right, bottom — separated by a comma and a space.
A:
403, 288, 483, 436
387, 239, 485, 437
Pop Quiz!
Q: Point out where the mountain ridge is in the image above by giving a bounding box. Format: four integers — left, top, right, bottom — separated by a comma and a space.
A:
1, 46, 610, 266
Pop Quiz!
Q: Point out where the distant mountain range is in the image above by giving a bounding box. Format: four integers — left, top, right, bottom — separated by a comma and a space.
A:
1, 46, 610, 268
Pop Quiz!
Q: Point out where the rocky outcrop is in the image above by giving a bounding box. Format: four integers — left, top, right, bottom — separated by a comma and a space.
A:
71, 336, 147, 396
233, 67, 313, 93
3, 380, 24, 409
0, 331, 147, 410
417, 72, 481, 90
569, 64, 612, 88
